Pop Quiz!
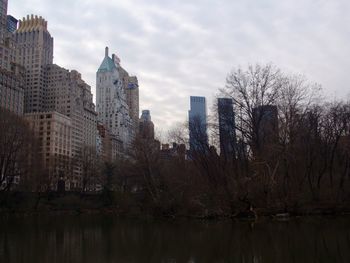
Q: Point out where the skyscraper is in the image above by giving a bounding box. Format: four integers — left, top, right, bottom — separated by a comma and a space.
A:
96, 47, 134, 156
13, 12, 97, 190
189, 96, 208, 152
44, 64, 97, 189
218, 98, 236, 158
25, 111, 72, 190
6, 15, 17, 33
0, 0, 8, 43
15, 15, 54, 113
139, 110, 155, 140
0, 0, 24, 115
126, 76, 139, 127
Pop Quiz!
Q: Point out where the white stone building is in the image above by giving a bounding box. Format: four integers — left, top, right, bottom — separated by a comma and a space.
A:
96, 47, 134, 156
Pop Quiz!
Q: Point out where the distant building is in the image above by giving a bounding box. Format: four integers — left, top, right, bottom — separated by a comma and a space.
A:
0, 64, 25, 114
126, 76, 139, 128
0, 0, 8, 43
218, 98, 236, 158
15, 15, 54, 113
96, 47, 134, 155
25, 111, 72, 191
97, 123, 114, 162
139, 110, 155, 140
189, 96, 208, 152
44, 64, 97, 187
6, 15, 17, 32
160, 143, 186, 161
0, 1, 24, 115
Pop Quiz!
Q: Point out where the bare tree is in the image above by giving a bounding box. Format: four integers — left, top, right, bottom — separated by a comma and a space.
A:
0, 108, 35, 191
81, 145, 99, 192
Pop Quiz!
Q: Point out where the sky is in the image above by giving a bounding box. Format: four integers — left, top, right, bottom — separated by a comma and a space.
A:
8, 0, 350, 134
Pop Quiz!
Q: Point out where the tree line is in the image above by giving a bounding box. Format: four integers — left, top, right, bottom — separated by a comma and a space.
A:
1, 63, 350, 217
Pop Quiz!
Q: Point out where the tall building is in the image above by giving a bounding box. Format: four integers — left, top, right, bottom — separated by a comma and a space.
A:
126, 76, 139, 127
6, 15, 17, 33
139, 110, 155, 140
0, 64, 25, 114
96, 47, 134, 156
0, 0, 8, 43
0, 0, 24, 115
218, 98, 236, 158
112, 53, 139, 129
15, 15, 54, 113
14, 13, 97, 190
189, 96, 208, 152
25, 111, 72, 190
44, 64, 97, 189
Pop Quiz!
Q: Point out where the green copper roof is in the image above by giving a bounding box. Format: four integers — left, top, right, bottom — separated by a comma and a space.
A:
98, 56, 117, 72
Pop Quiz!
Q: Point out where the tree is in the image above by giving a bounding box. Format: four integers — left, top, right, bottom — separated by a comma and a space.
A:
0, 108, 36, 191
81, 145, 99, 192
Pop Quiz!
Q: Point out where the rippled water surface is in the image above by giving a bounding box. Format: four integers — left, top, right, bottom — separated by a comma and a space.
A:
1, 215, 349, 263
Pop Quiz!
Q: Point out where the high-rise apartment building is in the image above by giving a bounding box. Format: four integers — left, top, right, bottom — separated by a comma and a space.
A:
96, 47, 135, 156
189, 96, 208, 152
44, 64, 97, 189
0, 0, 16, 65
0, 65, 25, 114
139, 110, 155, 140
218, 98, 236, 158
111, 54, 139, 129
14, 13, 97, 190
0, 0, 24, 115
25, 111, 72, 190
15, 15, 53, 113
126, 76, 139, 127
0, 0, 8, 43
6, 15, 17, 33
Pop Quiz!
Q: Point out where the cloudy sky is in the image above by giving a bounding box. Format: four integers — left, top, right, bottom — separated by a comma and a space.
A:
8, 0, 350, 133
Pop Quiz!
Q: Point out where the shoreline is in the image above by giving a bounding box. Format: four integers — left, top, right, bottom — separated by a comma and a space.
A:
1, 206, 350, 220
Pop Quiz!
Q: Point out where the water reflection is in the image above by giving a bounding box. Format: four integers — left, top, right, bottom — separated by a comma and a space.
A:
0, 215, 349, 263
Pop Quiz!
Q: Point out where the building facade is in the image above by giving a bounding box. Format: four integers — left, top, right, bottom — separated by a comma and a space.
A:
139, 110, 155, 140
44, 64, 97, 189
6, 15, 17, 33
0, 0, 24, 115
0, 0, 8, 44
25, 111, 72, 190
15, 15, 53, 113
0, 65, 24, 114
218, 98, 236, 158
13, 13, 97, 190
189, 96, 208, 152
96, 47, 134, 156
126, 75, 139, 128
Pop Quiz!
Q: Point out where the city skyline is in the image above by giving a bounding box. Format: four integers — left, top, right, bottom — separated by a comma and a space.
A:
7, 0, 350, 133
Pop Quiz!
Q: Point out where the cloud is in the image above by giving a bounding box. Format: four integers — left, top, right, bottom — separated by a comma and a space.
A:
8, 0, 350, 136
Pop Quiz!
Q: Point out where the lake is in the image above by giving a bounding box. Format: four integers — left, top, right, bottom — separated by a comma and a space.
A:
0, 215, 349, 262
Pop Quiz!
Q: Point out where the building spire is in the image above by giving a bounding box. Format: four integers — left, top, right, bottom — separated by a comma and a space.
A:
105, 47, 109, 57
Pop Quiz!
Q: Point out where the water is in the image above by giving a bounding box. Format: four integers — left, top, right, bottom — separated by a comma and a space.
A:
0, 215, 349, 263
